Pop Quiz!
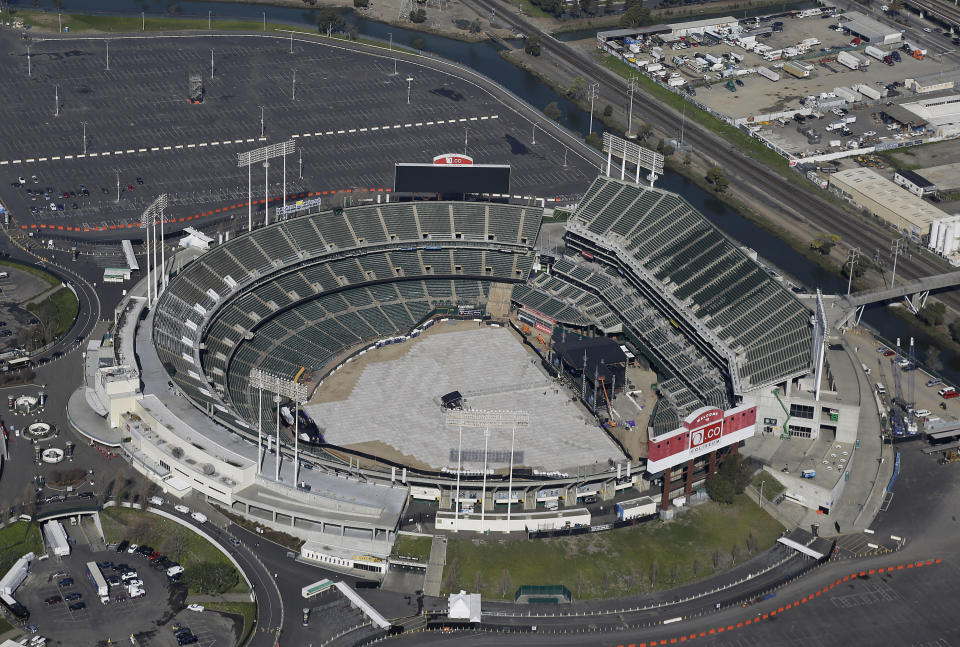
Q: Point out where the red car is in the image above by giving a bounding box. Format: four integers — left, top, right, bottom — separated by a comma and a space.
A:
944, 391, 959, 399
127, 184, 134, 191
44, 595, 62, 605
882, 350, 895, 357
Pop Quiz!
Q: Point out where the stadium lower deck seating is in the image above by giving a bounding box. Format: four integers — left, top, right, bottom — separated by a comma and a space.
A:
154, 202, 541, 432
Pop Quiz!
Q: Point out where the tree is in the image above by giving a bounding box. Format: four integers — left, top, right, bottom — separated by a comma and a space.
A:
949, 320, 960, 343
585, 132, 603, 150
443, 557, 460, 593
810, 233, 840, 256
524, 34, 542, 56
603, 104, 613, 117
636, 122, 653, 141
409, 8, 427, 23
684, 151, 692, 166
130, 519, 151, 544
412, 37, 425, 51
165, 527, 191, 562
918, 302, 946, 327
705, 471, 735, 503
183, 562, 239, 595
841, 254, 871, 280
316, 6, 345, 34
656, 138, 675, 157
565, 76, 586, 100
648, 560, 659, 587
706, 454, 752, 504
575, 570, 585, 598
705, 166, 729, 193
887, 0, 904, 12
619, 5, 651, 28
544, 101, 562, 121
472, 571, 484, 593
497, 569, 513, 597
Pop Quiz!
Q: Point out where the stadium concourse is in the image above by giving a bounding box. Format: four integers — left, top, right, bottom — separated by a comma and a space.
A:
66, 174, 861, 580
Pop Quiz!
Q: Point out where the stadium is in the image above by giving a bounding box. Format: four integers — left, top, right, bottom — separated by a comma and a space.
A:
73, 165, 847, 573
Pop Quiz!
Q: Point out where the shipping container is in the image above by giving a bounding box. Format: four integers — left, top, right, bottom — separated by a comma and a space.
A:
615, 496, 658, 521
757, 66, 780, 81
783, 61, 811, 78
837, 51, 862, 70
864, 45, 885, 60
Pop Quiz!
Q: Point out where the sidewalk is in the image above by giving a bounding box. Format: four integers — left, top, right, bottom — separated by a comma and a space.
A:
423, 535, 447, 598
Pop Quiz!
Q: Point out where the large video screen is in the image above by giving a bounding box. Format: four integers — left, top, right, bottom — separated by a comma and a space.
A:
394, 164, 511, 195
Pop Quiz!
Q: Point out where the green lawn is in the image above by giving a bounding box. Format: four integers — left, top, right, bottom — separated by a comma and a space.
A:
204, 601, 256, 647
391, 534, 432, 562
26, 286, 79, 341
442, 495, 783, 600
752, 471, 786, 502
0, 522, 44, 575
0, 615, 13, 635
517, 0, 552, 19
0, 259, 60, 288
4, 9, 297, 33
101, 507, 247, 594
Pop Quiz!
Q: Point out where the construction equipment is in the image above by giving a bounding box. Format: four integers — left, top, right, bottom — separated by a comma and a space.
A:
536, 334, 546, 346
188, 73, 203, 104
598, 377, 615, 425
521, 324, 531, 335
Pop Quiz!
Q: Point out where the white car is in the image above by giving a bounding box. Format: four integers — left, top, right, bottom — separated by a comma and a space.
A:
190, 512, 207, 524
121, 571, 139, 581
914, 409, 931, 418
923, 27, 932, 32
127, 543, 139, 554
148, 496, 164, 506
187, 603, 205, 612
174, 505, 190, 514
126, 579, 143, 588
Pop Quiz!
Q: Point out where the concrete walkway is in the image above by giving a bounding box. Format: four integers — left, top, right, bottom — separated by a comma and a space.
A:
423, 535, 447, 597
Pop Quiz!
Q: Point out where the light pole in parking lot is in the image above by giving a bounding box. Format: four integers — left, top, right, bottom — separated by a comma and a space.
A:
259, 106, 264, 138
298, 150, 302, 180
105, 40, 109, 71
81, 121, 87, 155
291, 68, 296, 101
406, 75, 413, 104
532, 122, 538, 145
26, 45, 30, 77
54, 85, 59, 117
141, 11, 144, 31
210, 49, 214, 79
208, 11, 212, 30
389, 33, 397, 75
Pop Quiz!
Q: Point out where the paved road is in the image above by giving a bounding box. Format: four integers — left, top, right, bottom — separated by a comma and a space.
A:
465, 0, 960, 310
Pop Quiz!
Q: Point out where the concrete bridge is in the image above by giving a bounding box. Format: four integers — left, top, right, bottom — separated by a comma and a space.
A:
834, 269, 960, 329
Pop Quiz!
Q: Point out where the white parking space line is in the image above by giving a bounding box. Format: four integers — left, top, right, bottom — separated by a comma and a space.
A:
0, 115, 499, 166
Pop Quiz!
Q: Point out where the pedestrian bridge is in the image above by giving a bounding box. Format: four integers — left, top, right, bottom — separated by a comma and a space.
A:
834, 269, 960, 329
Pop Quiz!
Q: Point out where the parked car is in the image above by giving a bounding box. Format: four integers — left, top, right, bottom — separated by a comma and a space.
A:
64, 592, 82, 601
69, 602, 86, 611
44, 595, 62, 605
58, 578, 73, 587
148, 496, 165, 506
116, 540, 130, 553
174, 505, 191, 514
187, 603, 204, 612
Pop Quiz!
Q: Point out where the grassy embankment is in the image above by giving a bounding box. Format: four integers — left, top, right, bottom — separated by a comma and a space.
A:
204, 601, 257, 646
391, 534, 433, 562
100, 507, 247, 595
0, 521, 44, 576
442, 494, 783, 600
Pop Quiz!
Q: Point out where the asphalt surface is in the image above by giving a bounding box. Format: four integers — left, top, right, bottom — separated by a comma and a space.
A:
463, 0, 960, 313
0, 30, 599, 238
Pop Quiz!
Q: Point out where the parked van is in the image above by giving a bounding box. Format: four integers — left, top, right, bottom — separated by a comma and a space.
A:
801, 469, 816, 479
875, 382, 886, 395
914, 409, 931, 418
861, 363, 871, 375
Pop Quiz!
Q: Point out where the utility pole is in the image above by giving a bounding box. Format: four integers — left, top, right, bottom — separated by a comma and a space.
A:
890, 238, 904, 287
845, 248, 860, 296
588, 82, 600, 135
626, 76, 638, 138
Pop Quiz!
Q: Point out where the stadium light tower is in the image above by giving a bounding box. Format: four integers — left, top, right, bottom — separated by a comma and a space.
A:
249, 368, 308, 482
139, 194, 168, 306
444, 410, 529, 534
237, 140, 295, 231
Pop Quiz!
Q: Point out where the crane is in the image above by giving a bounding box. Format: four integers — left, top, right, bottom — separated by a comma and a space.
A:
598, 376, 615, 426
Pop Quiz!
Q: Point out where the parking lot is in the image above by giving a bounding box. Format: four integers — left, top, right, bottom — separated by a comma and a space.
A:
12, 540, 235, 646
0, 32, 596, 237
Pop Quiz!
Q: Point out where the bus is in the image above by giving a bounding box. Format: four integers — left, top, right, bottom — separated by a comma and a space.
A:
301, 579, 335, 599
86, 561, 108, 597
6, 357, 30, 371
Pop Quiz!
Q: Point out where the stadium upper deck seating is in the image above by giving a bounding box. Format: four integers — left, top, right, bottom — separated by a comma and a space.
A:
566, 177, 812, 396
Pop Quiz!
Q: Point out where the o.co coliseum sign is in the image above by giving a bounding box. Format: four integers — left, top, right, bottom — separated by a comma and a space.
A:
646, 404, 757, 473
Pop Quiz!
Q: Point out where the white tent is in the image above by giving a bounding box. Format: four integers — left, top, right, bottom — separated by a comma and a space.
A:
448, 590, 481, 623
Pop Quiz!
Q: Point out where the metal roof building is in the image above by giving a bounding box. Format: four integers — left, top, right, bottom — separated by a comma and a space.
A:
829, 167, 951, 241
838, 11, 902, 45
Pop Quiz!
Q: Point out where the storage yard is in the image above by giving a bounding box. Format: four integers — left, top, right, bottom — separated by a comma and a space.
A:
596, 8, 958, 158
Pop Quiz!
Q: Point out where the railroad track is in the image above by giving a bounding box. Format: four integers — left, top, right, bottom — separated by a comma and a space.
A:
468, 0, 960, 310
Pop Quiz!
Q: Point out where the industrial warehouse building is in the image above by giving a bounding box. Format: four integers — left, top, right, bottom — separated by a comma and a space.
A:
837, 11, 903, 46
829, 168, 951, 242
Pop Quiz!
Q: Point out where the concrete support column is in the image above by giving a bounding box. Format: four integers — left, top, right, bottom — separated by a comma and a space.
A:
684, 459, 695, 497
730, 442, 739, 456
483, 492, 494, 511
660, 467, 672, 511
709, 450, 718, 475
523, 488, 537, 510
602, 478, 616, 500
